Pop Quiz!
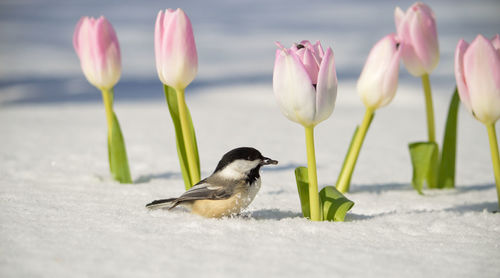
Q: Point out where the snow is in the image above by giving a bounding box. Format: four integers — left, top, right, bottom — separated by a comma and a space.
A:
2, 85, 500, 277
1, 0, 500, 277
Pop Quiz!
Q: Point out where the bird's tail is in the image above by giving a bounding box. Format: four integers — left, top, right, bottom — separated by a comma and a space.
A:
145, 198, 178, 210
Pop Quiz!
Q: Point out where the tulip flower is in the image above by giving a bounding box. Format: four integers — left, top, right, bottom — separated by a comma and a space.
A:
273, 41, 337, 127
455, 35, 500, 125
337, 34, 401, 193
73, 16, 132, 184
155, 8, 200, 190
74, 16, 121, 90
357, 34, 402, 110
155, 8, 198, 90
455, 34, 500, 208
273, 40, 337, 221
395, 2, 439, 77
395, 2, 439, 143
395, 2, 445, 192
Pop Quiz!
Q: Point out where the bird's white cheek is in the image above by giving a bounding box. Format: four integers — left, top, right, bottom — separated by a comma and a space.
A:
218, 167, 244, 180
218, 159, 260, 179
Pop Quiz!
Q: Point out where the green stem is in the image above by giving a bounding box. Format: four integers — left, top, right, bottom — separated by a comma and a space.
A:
175, 87, 200, 184
421, 74, 436, 143
101, 88, 114, 139
100, 88, 132, 184
305, 126, 321, 221
486, 123, 500, 209
336, 107, 375, 193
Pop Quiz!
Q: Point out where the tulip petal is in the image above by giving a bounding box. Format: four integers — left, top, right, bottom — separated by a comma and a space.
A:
302, 48, 319, 84
74, 18, 93, 78
312, 41, 325, 59
454, 39, 471, 112
400, 41, 426, 76
381, 36, 402, 107
397, 11, 426, 77
408, 3, 439, 73
295, 47, 306, 61
273, 48, 316, 126
155, 10, 166, 84
275, 41, 285, 49
96, 17, 111, 62
358, 38, 388, 108
73, 17, 86, 55
357, 34, 400, 109
463, 35, 500, 124
394, 6, 405, 35
160, 9, 180, 87
96, 17, 121, 86
315, 47, 337, 124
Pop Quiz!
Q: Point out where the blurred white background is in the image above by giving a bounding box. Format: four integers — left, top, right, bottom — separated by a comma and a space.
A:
0, 0, 499, 104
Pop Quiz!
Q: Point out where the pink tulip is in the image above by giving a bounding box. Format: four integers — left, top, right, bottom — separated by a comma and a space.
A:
357, 34, 402, 109
455, 34, 500, 124
155, 8, 198, 90
73, 16, 121, 90
395, 2, 439, 77
273, 41, 337, 127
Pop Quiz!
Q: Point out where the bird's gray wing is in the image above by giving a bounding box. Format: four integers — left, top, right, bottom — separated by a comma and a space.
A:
174, 179, 233, 203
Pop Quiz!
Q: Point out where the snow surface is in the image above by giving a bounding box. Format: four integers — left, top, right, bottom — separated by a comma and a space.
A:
2, 84, 500, 278
1, 0, 500, 277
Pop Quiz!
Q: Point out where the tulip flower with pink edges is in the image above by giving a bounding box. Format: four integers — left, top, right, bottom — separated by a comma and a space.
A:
336, 34, 401, 193
395, 3, 440, 140
396, 2, 439, 139
455, 34, 500, 208
274, 41, 353, 221
155, 8, 200, 190
396, 2, 461, 192
73, 16, 132, 184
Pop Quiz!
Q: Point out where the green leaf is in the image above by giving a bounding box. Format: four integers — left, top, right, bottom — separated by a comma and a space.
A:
108, 112, 132, 184
438, 88, 460, 189
294, 167, 310, 219
319, 186, 354, 222
409, 142, 438, 194
164, 85, 200, 190
295, 167, 355, 221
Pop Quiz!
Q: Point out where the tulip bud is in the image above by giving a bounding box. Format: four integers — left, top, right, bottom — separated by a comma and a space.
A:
155, 8, 198, 90
454, 34, 500, 125
73, 16, 121, 90
395, 2, 439, 77
357, 34, 402, 109
273, 41, 337, 127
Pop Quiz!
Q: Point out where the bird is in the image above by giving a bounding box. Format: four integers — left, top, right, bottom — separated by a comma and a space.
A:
146, 147, 278, 218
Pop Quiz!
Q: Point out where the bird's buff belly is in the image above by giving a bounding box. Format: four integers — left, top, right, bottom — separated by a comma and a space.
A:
190, 182, 260, 218
190, 194, 243, 218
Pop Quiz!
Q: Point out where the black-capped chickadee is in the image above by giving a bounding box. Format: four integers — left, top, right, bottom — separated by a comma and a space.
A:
146, 147, 278, 218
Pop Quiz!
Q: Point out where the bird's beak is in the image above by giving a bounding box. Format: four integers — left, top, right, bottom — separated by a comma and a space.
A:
261, 157, 278, 165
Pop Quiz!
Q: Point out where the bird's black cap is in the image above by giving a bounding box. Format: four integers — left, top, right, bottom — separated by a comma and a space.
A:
213, 147, 277, 173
